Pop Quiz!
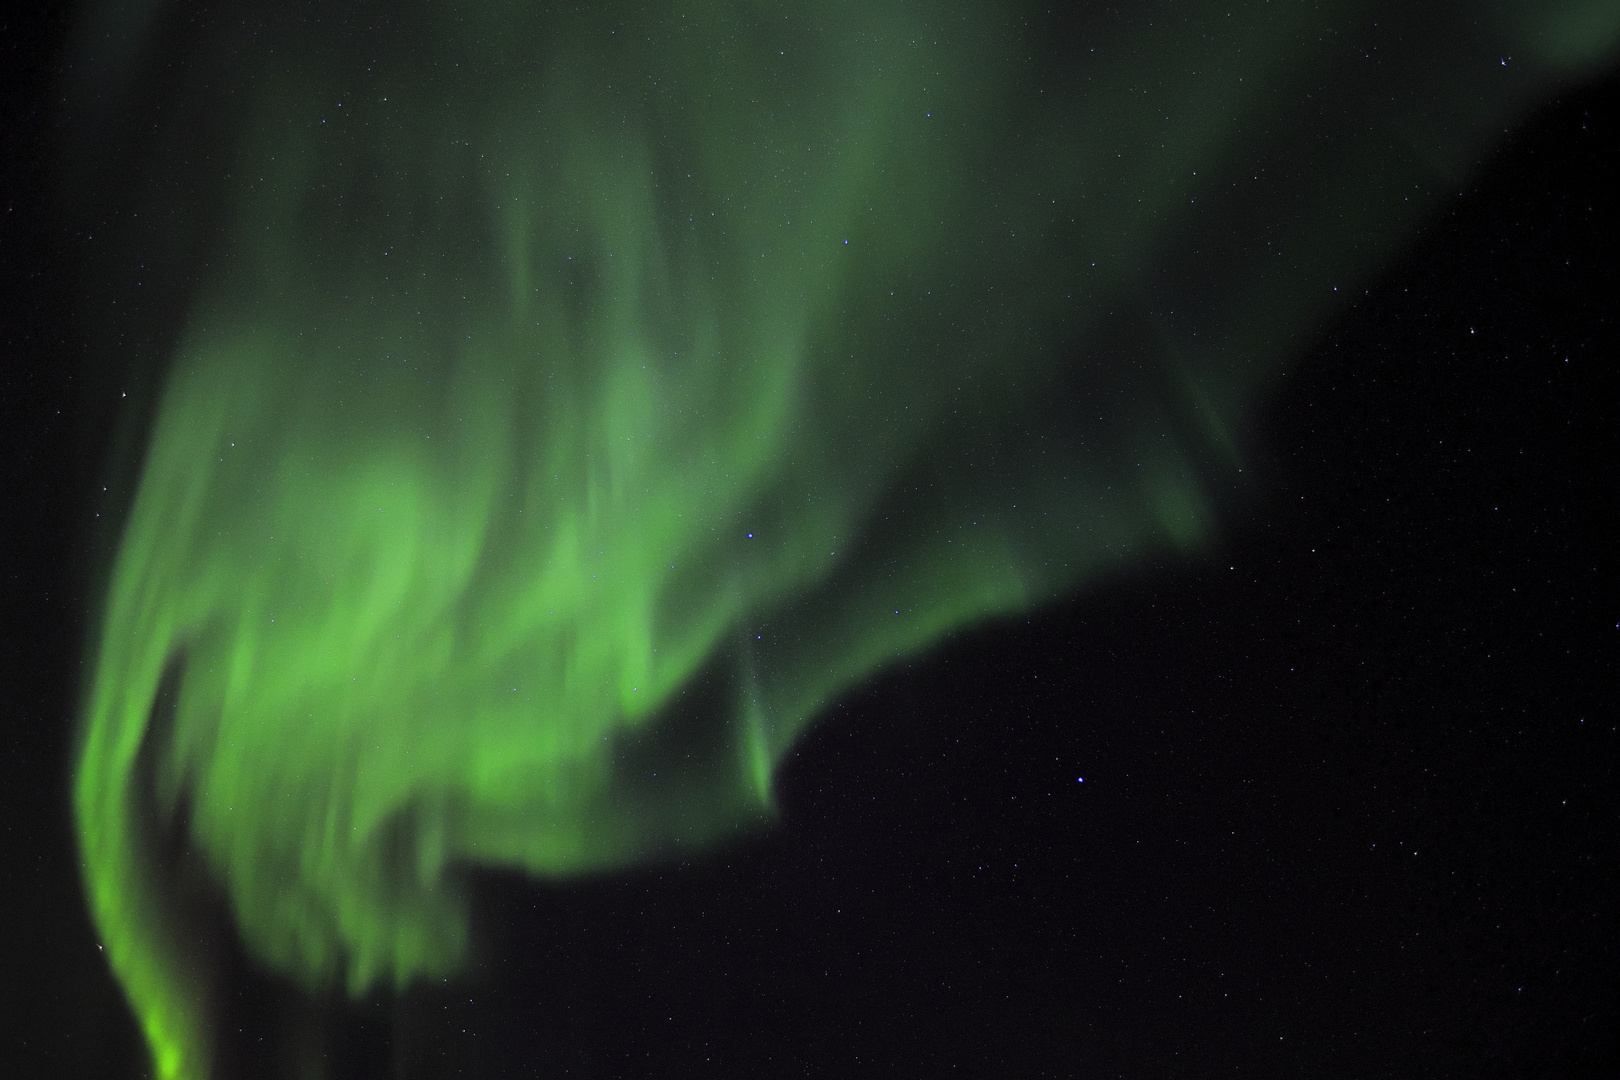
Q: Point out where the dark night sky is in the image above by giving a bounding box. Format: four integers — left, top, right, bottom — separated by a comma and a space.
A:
3, 4, 1616, 1078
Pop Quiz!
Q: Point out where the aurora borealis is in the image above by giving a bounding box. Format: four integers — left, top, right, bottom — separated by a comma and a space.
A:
60, 2, 1619, 1078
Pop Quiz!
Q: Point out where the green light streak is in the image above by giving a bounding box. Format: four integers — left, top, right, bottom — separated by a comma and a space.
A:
66, 2, 1616, 1077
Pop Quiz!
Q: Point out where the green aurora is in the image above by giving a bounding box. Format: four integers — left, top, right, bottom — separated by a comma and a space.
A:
65, 2, 1618, 1077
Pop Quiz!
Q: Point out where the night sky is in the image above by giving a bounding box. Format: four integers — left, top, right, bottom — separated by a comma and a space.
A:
3, 4, 1616, 1078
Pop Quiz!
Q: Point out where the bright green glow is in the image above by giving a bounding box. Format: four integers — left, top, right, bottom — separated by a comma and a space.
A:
68, 2, 1615, 1077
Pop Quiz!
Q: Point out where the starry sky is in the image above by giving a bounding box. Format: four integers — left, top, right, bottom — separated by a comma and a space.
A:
3, 3, 1617, 1078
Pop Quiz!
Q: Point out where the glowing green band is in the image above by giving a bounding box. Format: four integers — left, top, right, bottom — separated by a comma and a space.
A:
68, 2, 1616, 1077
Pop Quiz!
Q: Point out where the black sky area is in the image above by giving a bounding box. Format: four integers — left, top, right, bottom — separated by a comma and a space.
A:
3, 4, 1616, 1078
